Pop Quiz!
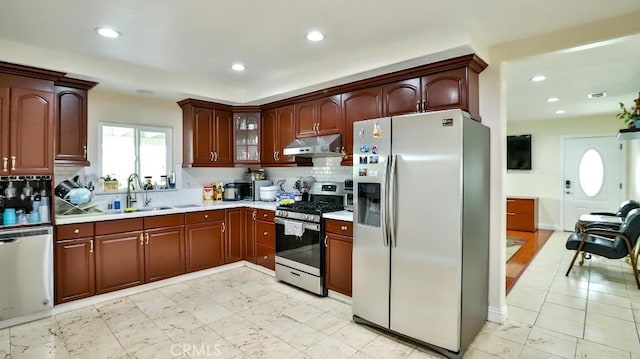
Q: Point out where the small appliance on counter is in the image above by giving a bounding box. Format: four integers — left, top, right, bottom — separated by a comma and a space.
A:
223, 183, 242, 201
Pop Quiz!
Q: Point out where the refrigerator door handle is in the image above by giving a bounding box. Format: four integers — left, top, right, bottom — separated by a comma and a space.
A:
382, 154, 391, 247
389, 154, 398, 247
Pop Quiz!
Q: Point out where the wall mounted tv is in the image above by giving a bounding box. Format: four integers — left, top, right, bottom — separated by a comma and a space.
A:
507, 134, 532, 170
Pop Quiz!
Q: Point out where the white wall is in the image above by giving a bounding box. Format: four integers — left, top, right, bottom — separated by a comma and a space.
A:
506, 114, 623, 229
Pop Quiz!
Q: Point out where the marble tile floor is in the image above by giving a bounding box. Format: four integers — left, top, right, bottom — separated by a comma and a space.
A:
2, 230, 640, 358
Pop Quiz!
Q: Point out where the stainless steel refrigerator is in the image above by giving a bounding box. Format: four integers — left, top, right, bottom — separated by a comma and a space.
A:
352, 109, 489, 358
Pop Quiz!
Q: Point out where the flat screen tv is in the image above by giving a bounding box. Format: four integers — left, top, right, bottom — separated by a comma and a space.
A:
507, 134, 532, 170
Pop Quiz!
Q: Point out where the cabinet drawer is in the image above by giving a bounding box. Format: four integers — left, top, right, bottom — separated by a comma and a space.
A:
256, 220, 275, 247
56, 223, 94, 240
95, 218, 143, 236
256, 243, 275, 270
506, 213, 535, 232
325, 219, 353, 237
144, 214, 184, 229
256, 209, 274, 222
506, 198, 535, 214
186, 210, 225, 225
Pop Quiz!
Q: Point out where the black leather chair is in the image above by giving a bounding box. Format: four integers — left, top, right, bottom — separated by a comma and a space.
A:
591, 200, 640, 218
565, 208, 640, 289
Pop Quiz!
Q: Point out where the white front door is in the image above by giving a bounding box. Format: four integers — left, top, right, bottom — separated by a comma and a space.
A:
562, 136, 625, 231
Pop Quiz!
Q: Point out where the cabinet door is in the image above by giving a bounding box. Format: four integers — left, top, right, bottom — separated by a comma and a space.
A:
55, 238, 95, 304
9, 87, 54, 174
225, 208, 243, 263
383, 78, 420, 116
277, 105, 296, 163
261, 109, 278, 164
243, 208, 257, 263
341, 86, 382, 166
145, 226, 186, 282
0, 87, 10, 170
186, 221, 225, 272
233, 112, 261, 164
192, 106, 214, 165
95, 231, 145, 294
316, 95, 342, 136
295, 99, 317, 138
213, 109, 233, 165
421, 68, 467, 112
54, 86, 88, 166
325, 233, 353, 296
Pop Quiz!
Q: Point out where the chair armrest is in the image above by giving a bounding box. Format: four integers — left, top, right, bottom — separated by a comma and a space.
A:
589, 211, 617, 216
585, 228, 622, 239
583, 222, 622, 230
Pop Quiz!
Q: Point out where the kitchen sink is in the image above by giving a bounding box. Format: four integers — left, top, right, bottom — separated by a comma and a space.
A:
172, 204, 201, 209
135, 206, 174, 212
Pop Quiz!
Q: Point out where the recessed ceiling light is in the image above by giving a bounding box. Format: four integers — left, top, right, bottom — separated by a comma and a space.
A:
231, 63, 246, 71
530, 75, 547, 82
587, 91, 607, 99
306, 31, 325, 42
546, 97, 559, 102
95, 27, 121, 38
555, 110, 566, 114
136, 89, 153, 94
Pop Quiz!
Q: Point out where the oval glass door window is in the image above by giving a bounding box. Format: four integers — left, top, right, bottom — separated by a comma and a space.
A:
578, 149, 604, 197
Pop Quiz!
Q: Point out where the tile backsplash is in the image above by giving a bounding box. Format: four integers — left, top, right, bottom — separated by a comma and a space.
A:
54, 157, 353, 209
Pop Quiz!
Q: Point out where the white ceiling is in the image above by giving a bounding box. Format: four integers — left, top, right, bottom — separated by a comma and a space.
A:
0, 0, 639, 121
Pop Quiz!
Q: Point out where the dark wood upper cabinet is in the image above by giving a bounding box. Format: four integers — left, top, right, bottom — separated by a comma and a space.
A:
295, 95, 342, 138
53, 78, 97, 167
261, 106, 311, 166
180, 100, 234, 167
421, 67, 479, 116
0, 87, 9, 169
341, 86, 382, 166
233, 112, 261, 164
383, 78, 421, 116
9, 87, 54, 174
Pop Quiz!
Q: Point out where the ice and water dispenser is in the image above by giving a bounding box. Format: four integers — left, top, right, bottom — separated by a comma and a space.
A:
356, 182, 381, 227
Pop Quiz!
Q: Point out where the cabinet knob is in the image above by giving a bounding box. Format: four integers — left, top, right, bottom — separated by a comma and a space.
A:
2, 157, 7, 172
263, 213, 268, 218
341, 226, 347, 231
264, 255, 268, 260
263, 231, 268, 236
10, 156, 16, 170
204, 214, 208, 219
73, 228, 80, 234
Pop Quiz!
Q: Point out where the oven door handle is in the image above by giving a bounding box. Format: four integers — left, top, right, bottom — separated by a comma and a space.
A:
274, 217, 320, 232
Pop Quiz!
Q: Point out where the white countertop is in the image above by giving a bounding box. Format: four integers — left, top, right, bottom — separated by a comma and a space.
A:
323, 210, 353, 222
56, 200, 355, 225
55, 200, 279, 225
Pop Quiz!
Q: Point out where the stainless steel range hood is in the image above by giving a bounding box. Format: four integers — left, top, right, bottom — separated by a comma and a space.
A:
282, 134, 343, 158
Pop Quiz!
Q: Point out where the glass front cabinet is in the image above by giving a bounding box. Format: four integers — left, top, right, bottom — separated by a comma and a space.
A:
234, 112, 261, 164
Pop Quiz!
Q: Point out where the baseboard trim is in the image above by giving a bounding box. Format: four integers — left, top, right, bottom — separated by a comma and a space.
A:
487, 305, 507, 324
538, 223, 562, 231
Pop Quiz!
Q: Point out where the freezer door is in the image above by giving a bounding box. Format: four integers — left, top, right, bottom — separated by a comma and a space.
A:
389, 110, 464, 351
352, 117, 392, 328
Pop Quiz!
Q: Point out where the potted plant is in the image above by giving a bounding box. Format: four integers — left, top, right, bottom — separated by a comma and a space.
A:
99, 174, 119, 192
617, 97, 640, 128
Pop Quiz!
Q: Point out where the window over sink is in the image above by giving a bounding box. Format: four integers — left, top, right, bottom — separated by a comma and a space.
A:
99, 123, 172, 189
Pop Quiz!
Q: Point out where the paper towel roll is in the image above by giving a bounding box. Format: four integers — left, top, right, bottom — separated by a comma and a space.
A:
39, 206, 50, 222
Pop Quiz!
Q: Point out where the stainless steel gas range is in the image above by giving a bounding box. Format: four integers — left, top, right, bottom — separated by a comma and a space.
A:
274, 182, 344, 296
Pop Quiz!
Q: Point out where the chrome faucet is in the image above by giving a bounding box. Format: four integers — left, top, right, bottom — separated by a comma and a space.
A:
126, 173, 142, 208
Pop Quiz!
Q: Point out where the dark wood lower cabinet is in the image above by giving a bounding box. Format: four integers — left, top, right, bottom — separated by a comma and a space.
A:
186, 221, 225, 272
95, 231, 145, 294
325, 220, 353, 296
255, 209, 275, 270
145, 226, 186, 282
225, 208, 244, 263
54, 238, 95, 304
256, 243, 275, 270
243, 208, 257, 263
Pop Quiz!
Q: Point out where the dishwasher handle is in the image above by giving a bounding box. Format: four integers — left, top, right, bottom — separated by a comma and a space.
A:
0, 238, 20, 245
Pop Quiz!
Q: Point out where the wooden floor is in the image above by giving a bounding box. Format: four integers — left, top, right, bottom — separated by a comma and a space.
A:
506, 228, 554, 294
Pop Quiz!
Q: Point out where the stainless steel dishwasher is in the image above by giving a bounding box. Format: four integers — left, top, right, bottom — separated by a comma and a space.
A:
0, 226, 54, 321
